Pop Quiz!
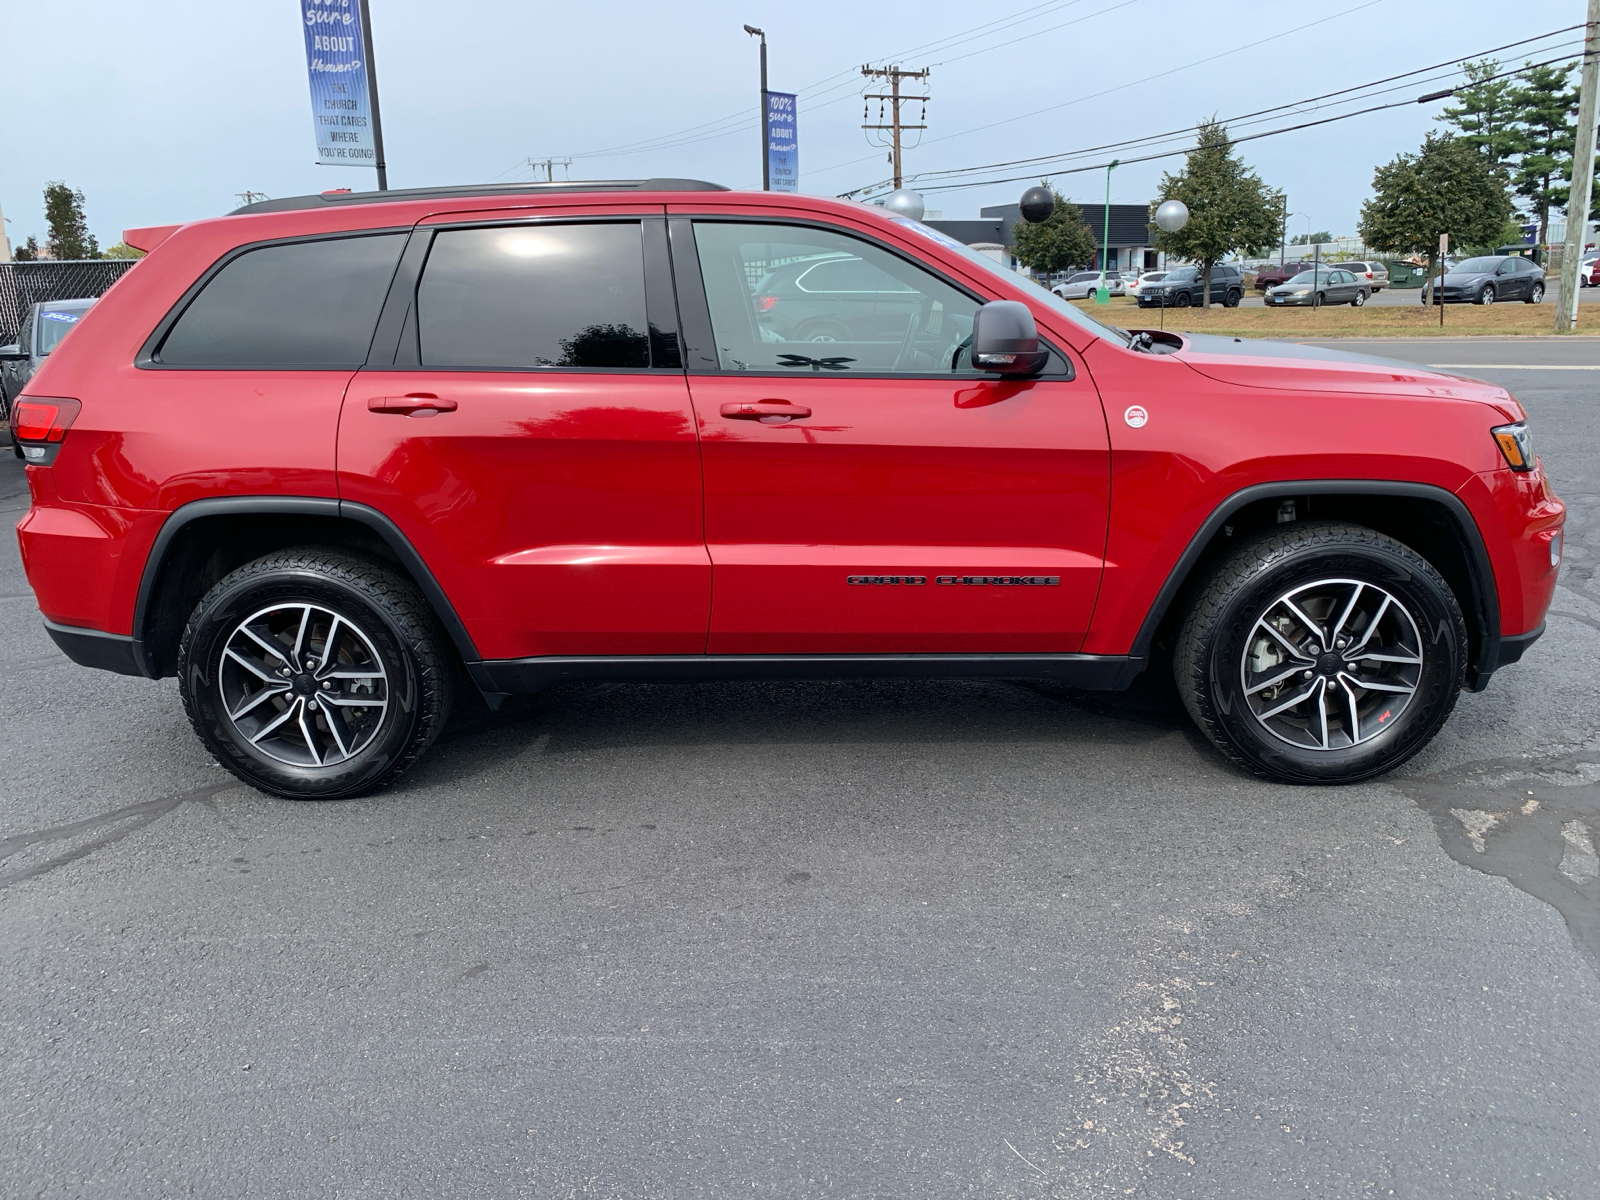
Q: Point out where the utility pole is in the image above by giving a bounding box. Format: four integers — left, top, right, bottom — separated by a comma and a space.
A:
1557, 0, 1600, 332
235, 190, 270, 207
358, 0, 388, 190
744, 26, 769, 190
525, 157, 572, 182
861, 64, 930, 190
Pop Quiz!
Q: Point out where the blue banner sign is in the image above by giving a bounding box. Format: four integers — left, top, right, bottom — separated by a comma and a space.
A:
302, 0, 375, 166
765, 91, 798, 193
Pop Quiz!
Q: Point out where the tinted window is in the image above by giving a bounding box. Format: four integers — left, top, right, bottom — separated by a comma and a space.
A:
1455, 257, 1504, 273
161, 233, 404, 366
693, 222, 981, 374
418, 223, 649, 369
1166, 267, 1198, 281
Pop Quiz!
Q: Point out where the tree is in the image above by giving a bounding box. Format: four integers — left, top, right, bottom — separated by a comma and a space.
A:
43, 181, 98, 259
1289, 231, 1333, 246
1010, 184, 1097, 278
1507, 61, 1580, 250
1150, 120, 1282, 307
12, 235, 41, 261
1358, 132, 1512, 302
1440, 59, 1522, 169
100, 242, 145, 260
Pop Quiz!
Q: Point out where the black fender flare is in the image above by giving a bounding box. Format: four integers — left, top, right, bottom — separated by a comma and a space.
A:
1127, 480, 1505, 690
130, 496, 481, 678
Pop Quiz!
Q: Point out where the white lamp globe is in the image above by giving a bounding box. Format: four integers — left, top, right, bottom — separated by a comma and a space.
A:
882, 189, 926, 221
1154, 199, 1190, 233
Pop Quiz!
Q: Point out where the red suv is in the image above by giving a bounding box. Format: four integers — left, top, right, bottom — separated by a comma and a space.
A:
13, 180, 1564, 797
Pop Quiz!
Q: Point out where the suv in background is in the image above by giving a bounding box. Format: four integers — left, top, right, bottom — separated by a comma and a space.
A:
1253, 261, 1316, 289
12, 180, 1563, 798
1136, 263, 1243, 307
1333, 261, 1389, 291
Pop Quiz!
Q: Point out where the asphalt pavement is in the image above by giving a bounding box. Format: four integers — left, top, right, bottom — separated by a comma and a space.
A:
2, 341, 1598, 1198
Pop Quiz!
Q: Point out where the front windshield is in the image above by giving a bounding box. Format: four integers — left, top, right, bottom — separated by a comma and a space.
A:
893, 218, 1130, 344
1453, 257, 1504, 273
1164, 266, 1198, 282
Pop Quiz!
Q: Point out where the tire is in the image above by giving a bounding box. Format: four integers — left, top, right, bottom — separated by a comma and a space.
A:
1224, 289, 1242, 308
1176, 291, 1192, 308
1477, 284, 1495, 305
1351, 289, 1367, 307
1527, 283, 1544, 304
178, 549, 454, 799
1312, 292, 1324, 308
1173, 521, 1466, 784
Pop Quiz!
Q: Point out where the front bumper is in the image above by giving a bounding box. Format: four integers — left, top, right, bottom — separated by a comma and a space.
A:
1264, 292, 1315, 306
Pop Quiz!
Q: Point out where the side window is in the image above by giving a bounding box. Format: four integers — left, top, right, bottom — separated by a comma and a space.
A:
691, 221, 981, 374
417, 222, 650, 369
160, 233, 405, 367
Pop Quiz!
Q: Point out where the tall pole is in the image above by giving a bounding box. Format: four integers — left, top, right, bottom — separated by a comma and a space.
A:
358, 0, 387, 190
891, 72, 903, 188
1557, 0, 1600, 332
745, 26, 768, 190
1280, 194, 1288, 267
1097, 159, 1118, 303
861, 66, 929, 193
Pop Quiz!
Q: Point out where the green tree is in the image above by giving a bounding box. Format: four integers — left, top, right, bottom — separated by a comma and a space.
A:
1358, 132, 1512, 302
12, 235, 41, 261
1507, 61, 1580, 249
1150, 120, 1283, 307
1289, 231, 1333, 246
100, 242, 145, 260
43, 181, 98, 259
1010, 184, 1098, 279
1440, 59, 1522, 169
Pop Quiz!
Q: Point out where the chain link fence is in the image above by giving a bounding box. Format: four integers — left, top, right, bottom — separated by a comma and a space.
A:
0, 260, 140, 345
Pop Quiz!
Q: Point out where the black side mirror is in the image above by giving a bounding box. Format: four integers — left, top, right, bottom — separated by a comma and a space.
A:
0, 346, 29, 362
971, 301, 1048, 375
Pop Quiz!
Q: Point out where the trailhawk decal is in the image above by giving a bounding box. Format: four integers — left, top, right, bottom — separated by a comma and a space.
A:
847, 575, 1060, 586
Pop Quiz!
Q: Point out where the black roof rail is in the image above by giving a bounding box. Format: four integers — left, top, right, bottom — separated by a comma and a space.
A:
230, 179, 729, 215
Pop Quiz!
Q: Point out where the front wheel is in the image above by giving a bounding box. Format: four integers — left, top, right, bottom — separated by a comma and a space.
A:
1477, 285, 1495, 305
1174, 522, 1466, 784
1527, 283, 1545, 304
1312, 292, 1324, 308
1176, 291, 1192, 308
178, 549, 454, 799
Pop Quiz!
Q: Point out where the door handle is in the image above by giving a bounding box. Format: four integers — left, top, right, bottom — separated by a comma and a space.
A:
720, 400, 811, 423
367, 393, 458, 416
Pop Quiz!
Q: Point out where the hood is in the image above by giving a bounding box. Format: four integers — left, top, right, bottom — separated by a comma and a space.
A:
1442, 269, 1494, 283
1165, 332, 1521, 415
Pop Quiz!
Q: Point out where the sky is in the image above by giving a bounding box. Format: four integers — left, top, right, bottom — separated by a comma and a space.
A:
1, 0, 1589, 251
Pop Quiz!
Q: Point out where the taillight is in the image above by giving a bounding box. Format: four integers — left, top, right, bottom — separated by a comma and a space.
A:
10, 396, 81, 461
756, 296, 779, 311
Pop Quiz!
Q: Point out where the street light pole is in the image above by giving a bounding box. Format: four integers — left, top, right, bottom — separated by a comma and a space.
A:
1096, 159, 1118, 304
1280, 194, 1289, 267
1557, 0, 1600, 331
744, 25, 768, 191
358, 0, 387, 190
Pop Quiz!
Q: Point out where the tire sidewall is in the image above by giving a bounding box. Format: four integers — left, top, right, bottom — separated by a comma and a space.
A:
1198, 536, 1464, 783
182, 566, 423, 798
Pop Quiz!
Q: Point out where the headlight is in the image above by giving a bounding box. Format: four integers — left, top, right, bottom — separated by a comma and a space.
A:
1491, 420, 1534, 470
1290, 289, 1310, 296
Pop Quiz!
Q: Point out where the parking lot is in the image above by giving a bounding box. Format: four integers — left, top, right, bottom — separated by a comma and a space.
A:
2, 337, 1597, 1197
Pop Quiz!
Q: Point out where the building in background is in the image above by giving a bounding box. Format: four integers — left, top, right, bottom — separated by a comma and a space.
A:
927, 202, 1156, 272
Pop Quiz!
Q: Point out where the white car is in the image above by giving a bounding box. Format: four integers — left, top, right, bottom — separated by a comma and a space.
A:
1052, 270, 1125, 300
1125, 271, 1168, 298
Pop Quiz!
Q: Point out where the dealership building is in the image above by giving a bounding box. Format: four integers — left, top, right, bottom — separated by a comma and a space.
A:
927, 202, 1158, 273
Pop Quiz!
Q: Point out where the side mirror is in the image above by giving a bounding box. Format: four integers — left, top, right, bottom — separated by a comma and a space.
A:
0, 346, 29, 362
971, 301, 1047, 375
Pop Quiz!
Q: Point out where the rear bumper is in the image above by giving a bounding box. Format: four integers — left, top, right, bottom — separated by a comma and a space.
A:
44, 619, 145, 677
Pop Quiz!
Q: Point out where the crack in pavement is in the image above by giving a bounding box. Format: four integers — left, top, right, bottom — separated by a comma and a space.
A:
0, 782, 237, 889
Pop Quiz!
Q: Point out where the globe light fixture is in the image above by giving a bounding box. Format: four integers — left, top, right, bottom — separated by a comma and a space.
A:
1019, 185, 1055, 224
1154, 199, 1190, 233
883, 189, 925, 221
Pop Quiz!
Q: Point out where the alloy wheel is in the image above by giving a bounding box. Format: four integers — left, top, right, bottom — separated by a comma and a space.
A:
218, 602, 389, 768
1239, 578, 1423, 751
1480, 285, 1495, 305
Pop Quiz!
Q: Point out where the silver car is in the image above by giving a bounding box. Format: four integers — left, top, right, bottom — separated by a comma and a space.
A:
1332, 260, 1389, 292
1052, 270, 1125, 300
1263, 268, 1370, 307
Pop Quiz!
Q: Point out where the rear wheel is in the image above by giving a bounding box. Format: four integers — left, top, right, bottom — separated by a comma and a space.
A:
1351, 289, 1367, 307
178, 549, 453, 799
1174, 522, 1466, 784
1527, 282, 1545, 304
1224, 289, 1242, 308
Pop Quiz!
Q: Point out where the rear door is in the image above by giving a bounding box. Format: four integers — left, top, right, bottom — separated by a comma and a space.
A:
339, 210, 709, 661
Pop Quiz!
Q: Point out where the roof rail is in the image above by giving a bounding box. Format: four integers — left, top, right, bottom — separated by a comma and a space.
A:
230, 179, 729, 215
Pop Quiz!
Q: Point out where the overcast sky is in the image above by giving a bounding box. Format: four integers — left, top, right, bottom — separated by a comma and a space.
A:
2, 0, 1588, 250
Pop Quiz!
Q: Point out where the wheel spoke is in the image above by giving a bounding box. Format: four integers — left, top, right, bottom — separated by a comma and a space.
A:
322, 703, 353, 760
224, 648, 281, 683
1280, 598, 1329, 650
1339, 674, 1416, 695
1338, 676, 1362, 744
228, 682, 289, 721
1346, 595, 1392, 654
1245, 664, 1306, 696
291, 605, 311, 661
297, 705, 323, 766
238, 626, 290, 665
321, 667, 385, 680
1315, 678, 1331, 748
1257, 683, 1319, 720
321, 695, 385, 708
250, 698, 302, 744
316, 616, 344, 674
1257, 620, 1316, 663
1348, 650, 1421, 665
1329, 582, 1364, 643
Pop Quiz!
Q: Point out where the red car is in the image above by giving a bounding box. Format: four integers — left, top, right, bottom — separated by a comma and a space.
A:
12, 181, 1564, 797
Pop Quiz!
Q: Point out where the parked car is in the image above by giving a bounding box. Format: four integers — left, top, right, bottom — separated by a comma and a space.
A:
1136, 263, 1244, 307
1253, 261, 1317, 289
1125, 271, 1167, 298
15, 179, 1562, 797
1263, 268, 1370, 307
1, 297, 97, 416
1433, 255, 1545, 304
1332, 260, 1389, 291
1053, 271, 1125, 300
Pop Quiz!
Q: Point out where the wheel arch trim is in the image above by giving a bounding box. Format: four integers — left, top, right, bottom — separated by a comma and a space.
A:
1128, 479, 1502, 687
130, 496, 481, 678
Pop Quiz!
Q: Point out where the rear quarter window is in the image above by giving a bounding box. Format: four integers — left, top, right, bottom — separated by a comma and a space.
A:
157, 233, 406, 367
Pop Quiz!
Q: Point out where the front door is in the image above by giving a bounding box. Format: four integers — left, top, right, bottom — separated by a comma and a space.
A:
339, 213, 709, 661
673, 218, 1109, 655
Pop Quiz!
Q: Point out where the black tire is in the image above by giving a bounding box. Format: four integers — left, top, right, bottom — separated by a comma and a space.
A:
1176, 291, 1192, 308
1224, 289, 1242, 308
1477, 284, 1495, 305
178, 549, 453, 799
1351, 289, 1367, 307
1312, 292, 1324, 308
1173, 522, 1466, 784
1527, 282, 1544, 304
